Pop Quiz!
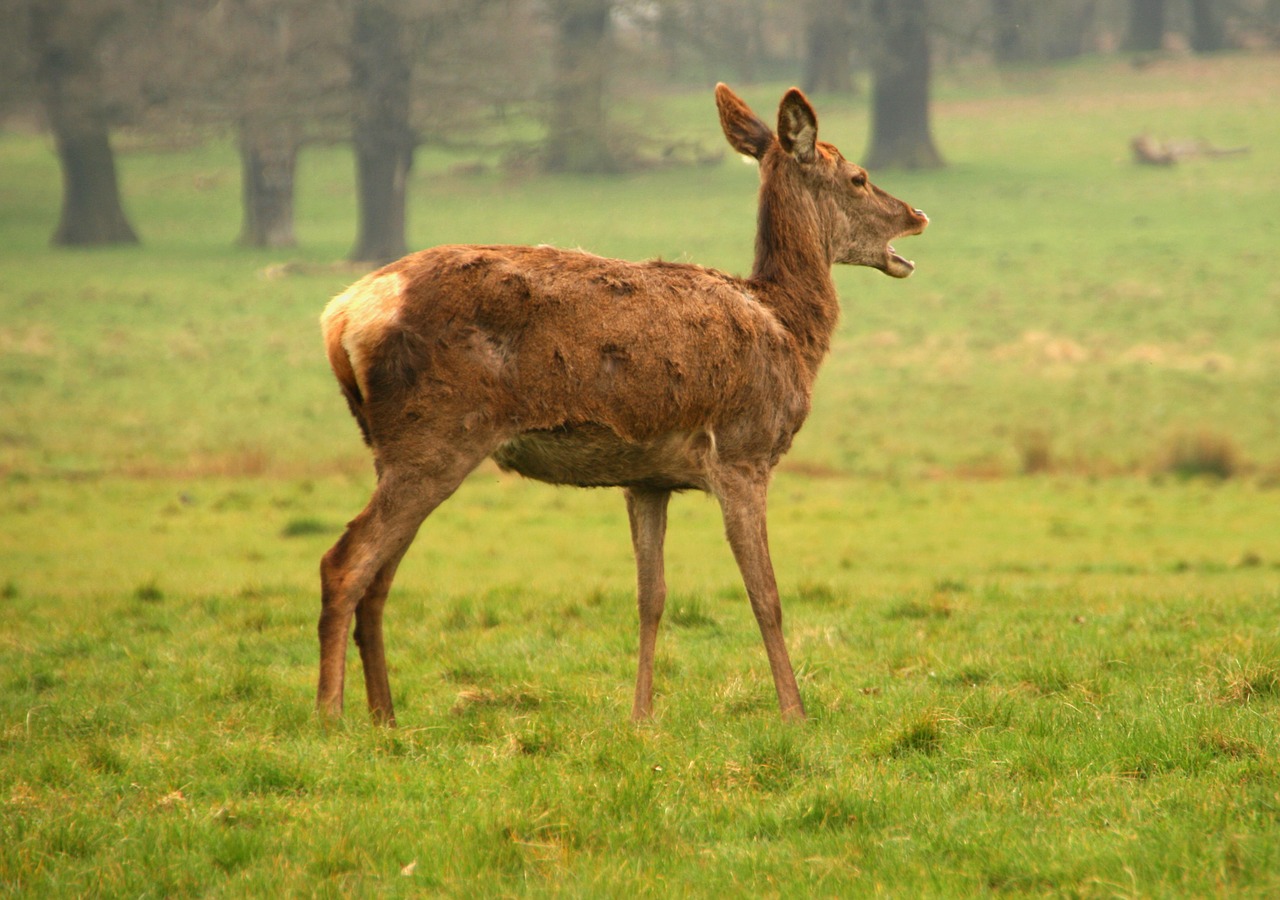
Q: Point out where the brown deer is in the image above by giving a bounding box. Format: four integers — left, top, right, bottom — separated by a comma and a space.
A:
317, 84, 927, 725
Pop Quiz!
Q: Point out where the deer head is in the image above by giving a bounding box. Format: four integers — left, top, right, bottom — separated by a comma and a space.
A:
716, 84, 928, 279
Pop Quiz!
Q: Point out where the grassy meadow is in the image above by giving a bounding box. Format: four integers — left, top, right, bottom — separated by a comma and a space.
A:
3, 55, 1280, 895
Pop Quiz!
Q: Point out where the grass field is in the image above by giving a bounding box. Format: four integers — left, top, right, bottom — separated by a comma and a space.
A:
3, 54, 1280, 895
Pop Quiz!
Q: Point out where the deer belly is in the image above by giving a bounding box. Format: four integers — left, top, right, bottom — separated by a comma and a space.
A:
492, 424, 712, 491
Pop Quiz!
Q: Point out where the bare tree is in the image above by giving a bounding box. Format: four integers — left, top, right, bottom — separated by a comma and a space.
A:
991, 0, 1098, 63
225, 1, 348, 248
864, 0, 943, 169
27, 0, 139, 245
1188, 0, 1226, 52
348, 0, 414, 264
0, 0, 32, 118
543, 0, 617, 173
1124, 0, 1166, 51
655, 0, 798, 87
172, 0, 350, 249
346, 0, 527, 262
237, 119, 301, 249
802, 0, 860, 94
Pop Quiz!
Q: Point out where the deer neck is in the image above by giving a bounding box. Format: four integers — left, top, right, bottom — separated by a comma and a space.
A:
748, 181, 841, 369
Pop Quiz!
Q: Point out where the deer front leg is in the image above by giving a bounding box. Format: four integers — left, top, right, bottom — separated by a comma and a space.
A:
625, 487, 671, 722
714, 470, 807, 721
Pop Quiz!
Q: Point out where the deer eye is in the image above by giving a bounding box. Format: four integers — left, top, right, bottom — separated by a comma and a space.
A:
851, 172, 867, 188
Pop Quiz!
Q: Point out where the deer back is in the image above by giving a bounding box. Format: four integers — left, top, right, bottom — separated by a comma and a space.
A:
324, 244, 816, 475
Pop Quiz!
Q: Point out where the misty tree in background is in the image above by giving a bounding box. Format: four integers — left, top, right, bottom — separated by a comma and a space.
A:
26, 0, 139, 245
1123, 0, 1229, 55
345, 0, 525, 262
543, 0, 617, 173
348, 0, 414, 263
1188, 0, 1226, 53
991, 0, 1098, 63
864, 0, 942, 169
10, 0, 1277, 261
0, 0, 31, 119
231, 1, 347, 249
184, 0, 349, 249
1124, 0, 1166, 51
645, 0, 771, 87
802, 0, 859, 94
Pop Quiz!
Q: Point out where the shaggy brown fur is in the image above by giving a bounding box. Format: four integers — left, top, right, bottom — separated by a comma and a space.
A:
317, 84, 928, 725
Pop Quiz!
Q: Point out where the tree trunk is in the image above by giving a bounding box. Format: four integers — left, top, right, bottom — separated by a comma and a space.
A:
991, 0, 1032, 64
864, 0, 943, 170
544, 0, 616, 174
348, 0, 413, 265
1188, 0, 1226, 53
656, 2, 682, 79
29, 0, 138, 246
1042, 1, 1096, 61
238, 120, 298, 249
802, 0, 856, 94
1123, 0, 1165, 52
993, 0, 1097, 63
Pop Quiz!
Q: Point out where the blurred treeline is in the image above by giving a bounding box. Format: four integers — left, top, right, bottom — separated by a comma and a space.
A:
1, 0, 1277, 259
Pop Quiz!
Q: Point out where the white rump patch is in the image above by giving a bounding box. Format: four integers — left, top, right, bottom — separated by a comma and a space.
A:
321, 270, 408, 399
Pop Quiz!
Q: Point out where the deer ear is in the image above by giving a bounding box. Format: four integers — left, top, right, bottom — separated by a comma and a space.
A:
777, 88, 818, 164
715, 83, 773, 161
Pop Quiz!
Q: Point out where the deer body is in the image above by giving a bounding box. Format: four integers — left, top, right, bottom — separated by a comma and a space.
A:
317, 85, 927, 725
324, 244, 813, 491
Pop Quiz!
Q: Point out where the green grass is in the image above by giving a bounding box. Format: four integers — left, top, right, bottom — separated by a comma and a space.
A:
3, 54, 1280, 895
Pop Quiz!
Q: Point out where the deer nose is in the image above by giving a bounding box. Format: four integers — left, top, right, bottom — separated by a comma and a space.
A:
914, 209, 928, 220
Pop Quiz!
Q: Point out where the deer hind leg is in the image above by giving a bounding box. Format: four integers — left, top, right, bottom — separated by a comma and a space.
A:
714, 468, 807, 721
350, 544, 412, 725
625, 488, 671, 722
317, 447, 489, 725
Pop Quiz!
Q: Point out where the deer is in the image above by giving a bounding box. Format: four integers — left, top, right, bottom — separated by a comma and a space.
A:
316, 84, 928, 726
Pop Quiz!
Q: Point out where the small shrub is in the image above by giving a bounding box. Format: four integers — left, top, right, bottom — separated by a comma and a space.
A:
880, 710, 945, 757
442, 600, 472, 631
1159, 428, 1240, 480
451, 686, 543, 716
1200, 729, 1263, 760
1235, 550, 1264, 569
887, 596, 953, 620
1014, 661, 1083, 696
441, 664, 494, 685
793, 580, 837, 604
789, 791, 882, 833
280, 517, 332, 538
743, 731, 806, 791
668, 596, 717, 628
1216, 659, 1280, 704
442, 600, 502, 631
83, 740, 128, 775
133, 579, 164, 603
1016, 428, 1055, 475
506, 723, 560, 757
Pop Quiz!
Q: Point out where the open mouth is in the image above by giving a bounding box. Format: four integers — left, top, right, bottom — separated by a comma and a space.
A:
883, 209, 928, 278
884, 244, 916, 278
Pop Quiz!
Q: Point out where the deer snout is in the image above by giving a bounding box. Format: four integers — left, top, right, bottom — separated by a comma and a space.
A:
903, 207, 929, 235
